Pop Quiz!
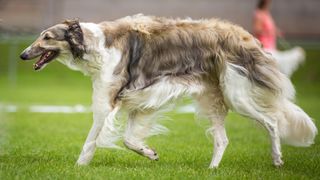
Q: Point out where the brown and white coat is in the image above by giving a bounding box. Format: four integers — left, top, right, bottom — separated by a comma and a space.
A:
20, 14, 317, 168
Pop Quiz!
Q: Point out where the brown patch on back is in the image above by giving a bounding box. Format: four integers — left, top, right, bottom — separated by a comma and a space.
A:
100, 15, 281, 97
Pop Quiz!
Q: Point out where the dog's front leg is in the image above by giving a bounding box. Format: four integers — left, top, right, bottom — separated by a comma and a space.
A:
76, 80, 113, 166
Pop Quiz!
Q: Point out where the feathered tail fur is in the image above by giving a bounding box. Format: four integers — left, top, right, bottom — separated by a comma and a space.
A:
221, 43, 317, 147
278, 99, 317, 146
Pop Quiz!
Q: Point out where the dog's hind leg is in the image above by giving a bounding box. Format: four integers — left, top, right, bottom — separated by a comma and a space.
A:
233, 101, 283, 166
123, 110, 161, 160
262, 116, 283, 167
195, 89, 229, 168
221, 64, 283, 166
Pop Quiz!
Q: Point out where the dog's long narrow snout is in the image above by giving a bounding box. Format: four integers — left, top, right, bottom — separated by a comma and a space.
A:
20, 46, 33, 60
20, 45, 44, 60
20, 51, 30, 60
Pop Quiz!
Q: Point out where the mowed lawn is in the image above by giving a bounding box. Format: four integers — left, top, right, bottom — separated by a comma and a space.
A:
0, 40, 320, 179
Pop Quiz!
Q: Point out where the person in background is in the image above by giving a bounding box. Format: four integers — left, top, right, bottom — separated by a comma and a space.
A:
253, 0, 305, 77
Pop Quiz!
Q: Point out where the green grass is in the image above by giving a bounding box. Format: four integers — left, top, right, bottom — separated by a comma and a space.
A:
0, 40, 320, 179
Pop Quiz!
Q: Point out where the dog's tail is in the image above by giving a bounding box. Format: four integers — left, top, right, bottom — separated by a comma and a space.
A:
220, 43, 317, 147
277, 99, 317, 146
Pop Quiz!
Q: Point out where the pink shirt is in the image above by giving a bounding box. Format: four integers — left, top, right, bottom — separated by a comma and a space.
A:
254, 10, 276, 50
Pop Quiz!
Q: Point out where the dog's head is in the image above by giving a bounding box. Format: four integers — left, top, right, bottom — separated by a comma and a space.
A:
20, 20, 85, 70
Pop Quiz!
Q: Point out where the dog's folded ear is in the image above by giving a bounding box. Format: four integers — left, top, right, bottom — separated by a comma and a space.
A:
63, 19, 85, 59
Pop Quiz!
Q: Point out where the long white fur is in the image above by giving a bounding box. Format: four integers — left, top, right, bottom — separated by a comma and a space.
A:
221, 63, 284, 165
277, 99, 317, 146
122, 77, 205, 110
195, 89, 229, 168
76, 23, 123, 165
72, 21, 316, 168
221, 62, 317, 165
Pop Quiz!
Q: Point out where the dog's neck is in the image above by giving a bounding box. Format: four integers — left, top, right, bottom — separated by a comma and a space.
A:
57, 23, 122, 80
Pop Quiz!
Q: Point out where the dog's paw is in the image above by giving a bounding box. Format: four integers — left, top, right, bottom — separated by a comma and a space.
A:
209, 162, 219, 169
143, 148, 159, 161
209, 165, 219, 169
273, 159, 284, 167
76, 157, 91, 166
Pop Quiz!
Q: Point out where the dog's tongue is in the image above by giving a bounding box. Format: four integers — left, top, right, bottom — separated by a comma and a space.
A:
33, 51, 51, 70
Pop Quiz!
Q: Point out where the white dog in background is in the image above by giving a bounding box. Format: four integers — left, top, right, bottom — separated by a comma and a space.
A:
270, 46, 305, 77
20, 14, 317, 168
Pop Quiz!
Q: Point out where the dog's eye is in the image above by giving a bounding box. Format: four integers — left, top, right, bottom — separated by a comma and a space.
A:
44, 34, 52, 40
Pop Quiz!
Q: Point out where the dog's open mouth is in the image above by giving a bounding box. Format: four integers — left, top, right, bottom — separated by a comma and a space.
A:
34, 50, 59, 70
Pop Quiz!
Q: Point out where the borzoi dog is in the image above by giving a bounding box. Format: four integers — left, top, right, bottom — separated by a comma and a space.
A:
20, 14, 317, 168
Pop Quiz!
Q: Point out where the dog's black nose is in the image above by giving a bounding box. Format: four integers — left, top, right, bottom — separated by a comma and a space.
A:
20, 52, 29, 60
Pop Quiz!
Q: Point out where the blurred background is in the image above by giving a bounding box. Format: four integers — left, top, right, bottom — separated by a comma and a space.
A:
0, 0, 319, 110
0, 1, 320, 178
0, 0, 320, 38
1, 0, 320, 108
